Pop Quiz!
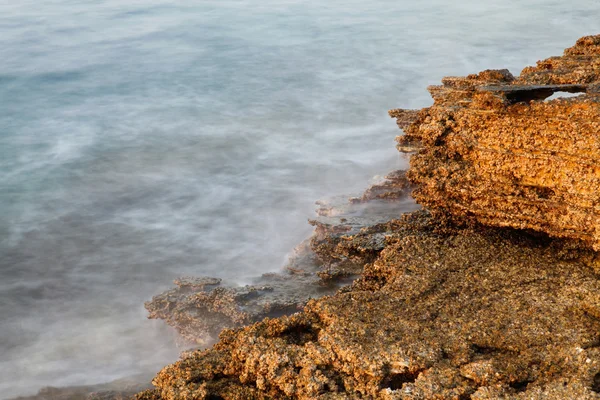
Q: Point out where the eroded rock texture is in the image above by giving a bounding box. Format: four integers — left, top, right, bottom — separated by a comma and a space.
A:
144, 171, 417, 345
389, 34, 600, 249
137, 212, 600, 399
136, 36, 600, 399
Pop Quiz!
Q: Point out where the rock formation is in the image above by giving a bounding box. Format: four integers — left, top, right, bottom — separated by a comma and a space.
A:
137, 212, 600, 400
144, 171, 417, 345
136, 35, 600, 399
390, 34, 600, 249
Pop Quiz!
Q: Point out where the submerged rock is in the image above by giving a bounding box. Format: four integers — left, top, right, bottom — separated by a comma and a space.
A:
143, 171, 417, 346
390, 34, 600, 250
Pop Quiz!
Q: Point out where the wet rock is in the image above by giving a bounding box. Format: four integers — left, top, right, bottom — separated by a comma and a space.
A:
310, 170, 419, 281
136, 35, 600, 399
145, 275, 297, 346
136, 212, 600, 399
144, 172, 417, 345
390, 34, 600, 250
349, 170, 414, 203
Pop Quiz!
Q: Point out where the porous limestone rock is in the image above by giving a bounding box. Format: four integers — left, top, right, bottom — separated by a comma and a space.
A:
144, 171, 417, 345
136, 35, 600, 399
390, 34, 600, 250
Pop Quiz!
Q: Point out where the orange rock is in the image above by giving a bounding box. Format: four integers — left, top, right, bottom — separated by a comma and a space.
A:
391, 35, 600, 249
136, 36, 600, 400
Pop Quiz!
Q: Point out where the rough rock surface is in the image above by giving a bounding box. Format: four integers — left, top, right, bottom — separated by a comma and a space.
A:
389, 34, 600, 249
310, 170, 419, 281
136, 36, 600, 399
137, 212, 600, 399
144, 171, 417, 345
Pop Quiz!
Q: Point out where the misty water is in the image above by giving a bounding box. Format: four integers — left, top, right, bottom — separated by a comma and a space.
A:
1, 0, 599, 397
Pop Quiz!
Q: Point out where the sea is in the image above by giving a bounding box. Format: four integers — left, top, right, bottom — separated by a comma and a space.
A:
1, 0, 598, 397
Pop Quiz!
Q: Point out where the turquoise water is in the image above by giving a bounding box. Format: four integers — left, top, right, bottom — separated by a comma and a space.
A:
1, 0, 599, 397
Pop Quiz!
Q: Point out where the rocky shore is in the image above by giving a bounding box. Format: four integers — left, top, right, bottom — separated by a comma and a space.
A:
391, 35, 600, 249
143, 169, 419, 347
17, 35, 600, 400
137, 212, 600, 399
133, 35, 600, 399
12, 172, 418, 400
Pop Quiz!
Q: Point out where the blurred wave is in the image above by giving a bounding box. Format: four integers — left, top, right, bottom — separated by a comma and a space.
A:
1, 0, 599, 397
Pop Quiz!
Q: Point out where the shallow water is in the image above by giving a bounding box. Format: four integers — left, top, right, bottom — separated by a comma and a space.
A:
1, 0, 599, 397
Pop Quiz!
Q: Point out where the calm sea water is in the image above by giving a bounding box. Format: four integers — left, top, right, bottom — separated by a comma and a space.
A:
1, 0, 598, 397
